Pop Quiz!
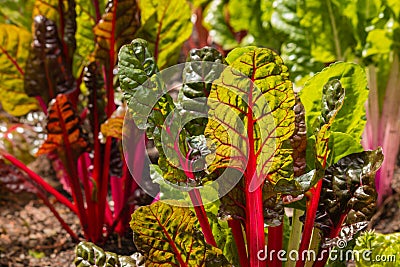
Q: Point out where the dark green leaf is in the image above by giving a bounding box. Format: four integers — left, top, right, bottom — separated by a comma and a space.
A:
178, 47, 226, 136
118, 38, 158, 103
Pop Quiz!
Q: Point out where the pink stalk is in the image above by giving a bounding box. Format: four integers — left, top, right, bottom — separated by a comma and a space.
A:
35, 96, 48, 115
296, 180, 323, 267
2, 152, 77, 214
267, 223, 283, 267
188, 189, 218, 247
228, 219, 249, 266
245, 62, 265, 267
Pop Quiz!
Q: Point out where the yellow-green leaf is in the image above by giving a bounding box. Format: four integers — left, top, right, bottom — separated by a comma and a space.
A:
0, 24, 38, 116
92, 0, 141, 67
136, 0, 192, 69
130, 201, 231, 267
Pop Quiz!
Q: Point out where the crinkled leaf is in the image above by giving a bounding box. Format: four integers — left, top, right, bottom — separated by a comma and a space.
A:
130, 201, 231, 267
290, 95, 307, 177
300, 62, 368, 168
136, 0, 192, 69
178, 47, 226, 136
315, 149, 383, 239
118, 38, 158, 103
83, 61, 106, 132
36, 94, 90, 162
275, 79, 346, 195
92, 0, 141, 67
32, 0, 77, 62
0, 24, 38, 116
119, 40, 193, 186
24, 16, 75, 103
74, 241, 141, 267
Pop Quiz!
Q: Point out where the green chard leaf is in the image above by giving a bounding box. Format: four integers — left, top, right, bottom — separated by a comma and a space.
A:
130, 202, 231, 267
300, 62, 368, 169
271, 0, 325, 84
136, 0, 192, 69
203, 0, 238, 50
75, 241, 141, 267
74, 0, 97, 76
118, 38, 159, 103
118, 39, 191, 186
297, 0, 357, 62
0, 24, 38, 116
205, 47, 295, 223
178, 47, 226, 136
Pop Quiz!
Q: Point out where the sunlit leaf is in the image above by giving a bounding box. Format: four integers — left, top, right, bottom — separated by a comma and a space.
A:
100, 105, 125, 140
130, 201, 231, 266
136, 0, 192, 69
0, 24, 38, 116
203, 0, 238, 50
92, 0, 141, 67
205, 47, 295, 223
37, 94, 90, 161
73, 0, 97, 76
300, 62, 368, 168
206, 47, 295, 184
297, 0, 356, 62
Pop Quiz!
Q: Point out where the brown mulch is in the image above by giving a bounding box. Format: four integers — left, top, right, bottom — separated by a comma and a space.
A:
0, 189, 137, 267
0, 190, 79, 267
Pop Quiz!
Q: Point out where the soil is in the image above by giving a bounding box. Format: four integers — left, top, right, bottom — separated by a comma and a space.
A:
0, 155, 137, 267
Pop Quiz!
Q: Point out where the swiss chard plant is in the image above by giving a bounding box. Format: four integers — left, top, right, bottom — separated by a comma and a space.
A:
107, 39, 384, 267
0, 0, 194, 243
194, 0, 400, 206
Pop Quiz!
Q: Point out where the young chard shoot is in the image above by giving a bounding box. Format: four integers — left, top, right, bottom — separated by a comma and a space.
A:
117, 39, 383, 267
